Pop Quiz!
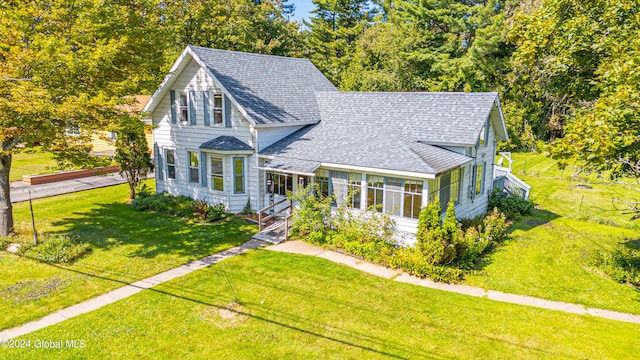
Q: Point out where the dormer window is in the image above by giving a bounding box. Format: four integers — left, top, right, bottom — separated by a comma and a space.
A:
179, 93, 188, 123
213, 94, 223, 125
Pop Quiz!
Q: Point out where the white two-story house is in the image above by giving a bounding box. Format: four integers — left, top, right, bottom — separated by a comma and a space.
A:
143, 46, 509, 236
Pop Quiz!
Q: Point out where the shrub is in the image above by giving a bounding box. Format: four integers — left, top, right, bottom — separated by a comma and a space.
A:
389, 247, 464, 283
132, 193, 226, 222
241, 198, 253, 215
587, 243, 640, 287
209, 203, 227, 222
192, 199, 211, 220
131, 193, 193, 218
21, 234, 90, 263
288, 185, 333, 239
488, 189, 535, 220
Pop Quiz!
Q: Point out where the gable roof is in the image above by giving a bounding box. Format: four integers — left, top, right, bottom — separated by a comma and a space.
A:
262, 92, 505, 175
144, 46, 338, 126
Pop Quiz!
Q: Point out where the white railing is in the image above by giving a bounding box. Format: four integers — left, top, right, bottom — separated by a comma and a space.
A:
493, 165, 532, 200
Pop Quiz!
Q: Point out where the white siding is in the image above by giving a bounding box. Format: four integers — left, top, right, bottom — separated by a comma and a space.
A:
453, 116, 498, 219
152, 59, 259, 212
257, 126, 305, 151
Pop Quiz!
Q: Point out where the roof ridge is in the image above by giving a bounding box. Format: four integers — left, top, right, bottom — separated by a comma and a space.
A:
189, 45, 311, 62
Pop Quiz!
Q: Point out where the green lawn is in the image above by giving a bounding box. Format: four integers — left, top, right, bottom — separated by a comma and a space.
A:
4, 250, 640, 359
0, 182, 257, 330
466, 153, 640, 314
10, 150, 58, 181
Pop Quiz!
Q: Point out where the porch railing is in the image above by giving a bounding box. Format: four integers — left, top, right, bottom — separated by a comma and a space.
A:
258, 198, 293, 231
493, 165, 532, 200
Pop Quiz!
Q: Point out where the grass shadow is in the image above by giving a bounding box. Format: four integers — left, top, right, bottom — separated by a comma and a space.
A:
48, 202, 257, 260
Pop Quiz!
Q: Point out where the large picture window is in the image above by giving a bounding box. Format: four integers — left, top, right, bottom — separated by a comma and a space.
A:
188, 151, 199, 183
233, 157, 244, 194
211, 157, 224, 191
165, 149, 176, 179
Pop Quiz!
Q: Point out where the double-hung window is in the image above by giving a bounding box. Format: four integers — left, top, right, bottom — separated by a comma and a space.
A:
213, 94, 223, 125
384, 177, 403, 216
179, 93, 188, 123
346, 173, 362, 209
165, 149, 176, 180
315, 169, 330, 197
404, 180, 423, 219
366, 175, 384, 211
188, 151, 199, 183
475, 163, 485, 196
233, 157, 244, 194
211, 157, 224, 191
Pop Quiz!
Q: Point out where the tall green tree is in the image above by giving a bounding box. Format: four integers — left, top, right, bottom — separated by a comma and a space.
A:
0, 0, 139, 236
161, 0, 302, 60
305, 0, 375, 85
549, 1, 640, 180
114, 112, 153, 200
341, 0, 513, 92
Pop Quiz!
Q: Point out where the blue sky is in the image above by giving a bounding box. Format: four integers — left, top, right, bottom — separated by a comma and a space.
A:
288, 0, 315, 23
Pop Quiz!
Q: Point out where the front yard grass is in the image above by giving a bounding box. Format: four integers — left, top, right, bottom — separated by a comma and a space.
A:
4, 250, 640, 359
10, 150, 58, 181
0, 181, 257, 330
465, 153, 640, 314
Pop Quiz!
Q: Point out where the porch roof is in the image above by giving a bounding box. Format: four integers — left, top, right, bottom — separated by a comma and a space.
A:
261, 156, 321, 177
199, 136, 254, 152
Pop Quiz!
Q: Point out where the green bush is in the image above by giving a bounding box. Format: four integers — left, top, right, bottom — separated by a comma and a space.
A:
288, 185, 333, 239
132, 193, 226, 222
488, 189, 535, 220
131, 192, 194, 218
21, 235, 90, 263
0, 236, 11, 251
389, 247, 464, 283
587, 243, 640, 287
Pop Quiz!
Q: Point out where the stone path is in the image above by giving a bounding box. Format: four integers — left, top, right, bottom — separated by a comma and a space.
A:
0, 239, 264, 341
267, 240, 640, 325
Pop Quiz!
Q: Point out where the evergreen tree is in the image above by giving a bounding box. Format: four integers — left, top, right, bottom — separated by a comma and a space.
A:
305, 0, 376, 85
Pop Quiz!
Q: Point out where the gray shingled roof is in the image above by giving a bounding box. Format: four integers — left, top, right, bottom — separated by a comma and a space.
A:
263, 157, 321, 176
199, 136, 253, 152
190, 46, 338, 125
261, 92, 500, 175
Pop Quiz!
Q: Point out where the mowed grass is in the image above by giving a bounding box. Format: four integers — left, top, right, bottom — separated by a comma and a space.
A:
466, 153, 640, 314
10, 150, 58, 181
5, 250, 640, 359
0, 181, 257, 330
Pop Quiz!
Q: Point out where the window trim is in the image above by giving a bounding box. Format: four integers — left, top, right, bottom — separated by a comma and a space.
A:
179, 93, 188, 123
233, 157, 245, 194
187, 150, 199, 183
210, 156, 224, 192
65, 125, 81, 137
213, 93, 224, 126
474, 162, 485, 197
165, 148, 176, 180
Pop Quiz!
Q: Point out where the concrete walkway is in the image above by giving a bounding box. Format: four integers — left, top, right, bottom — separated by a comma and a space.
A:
0, 239, 264, 341
10, 173, 134, 203
268, 240, 640, 325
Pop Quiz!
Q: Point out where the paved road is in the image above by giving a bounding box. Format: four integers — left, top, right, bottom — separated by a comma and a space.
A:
9, 173, 152, 203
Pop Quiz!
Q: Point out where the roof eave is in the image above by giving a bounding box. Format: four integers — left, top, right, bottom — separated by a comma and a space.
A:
143, 47, 194, 114
255, 120, 320, 128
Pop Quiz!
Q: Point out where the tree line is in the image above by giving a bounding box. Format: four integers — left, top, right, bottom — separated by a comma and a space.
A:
0, 0, 638, 235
